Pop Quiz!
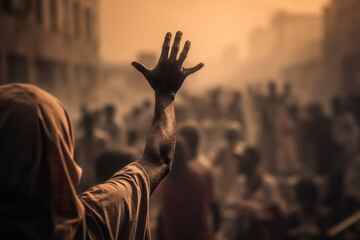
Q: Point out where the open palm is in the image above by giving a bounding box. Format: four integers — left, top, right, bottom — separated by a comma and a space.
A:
132, 31, 204, 96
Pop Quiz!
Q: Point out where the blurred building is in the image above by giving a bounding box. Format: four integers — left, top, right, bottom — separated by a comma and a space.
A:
99, 52, 156, 111
323, 0, 360, 96
0, 0, 99, 104
101, 52, 156, 92
281, 40, 325, 104
243, 11, 322, 82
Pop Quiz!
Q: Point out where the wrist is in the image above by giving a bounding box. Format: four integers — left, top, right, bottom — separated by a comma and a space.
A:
155, 91, 176, 101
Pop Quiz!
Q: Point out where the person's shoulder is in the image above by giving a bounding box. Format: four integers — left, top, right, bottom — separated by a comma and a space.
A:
111, 162, 151, 191
234, 175, 246, 185
191, 156, 214, 172
188, 161, 204, 175
262, 173, 278, 187
187, 161, 212, 183
94, 129, 111, 144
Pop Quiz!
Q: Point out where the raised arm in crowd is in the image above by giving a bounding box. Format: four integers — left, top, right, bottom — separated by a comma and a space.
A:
0, 31, 203, 240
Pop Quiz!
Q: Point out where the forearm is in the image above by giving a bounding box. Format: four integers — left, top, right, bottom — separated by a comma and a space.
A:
138, 92, 176, 193
133, 31, 203, 192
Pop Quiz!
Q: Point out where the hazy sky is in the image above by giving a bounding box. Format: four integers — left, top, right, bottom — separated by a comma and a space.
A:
100, 0, 328, 65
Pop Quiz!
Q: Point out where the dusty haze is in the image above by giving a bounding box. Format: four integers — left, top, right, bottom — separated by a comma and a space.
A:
100, 0, 328, 64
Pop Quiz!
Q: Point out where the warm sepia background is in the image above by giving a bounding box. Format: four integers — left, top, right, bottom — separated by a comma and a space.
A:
101, 0, 326, 63
1, 1, 360, 239
1, 0, 354, 119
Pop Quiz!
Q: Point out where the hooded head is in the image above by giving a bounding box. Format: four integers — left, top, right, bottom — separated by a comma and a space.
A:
0, 84, 84, 239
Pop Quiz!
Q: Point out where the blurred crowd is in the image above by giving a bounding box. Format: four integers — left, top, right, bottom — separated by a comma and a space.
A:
74, 81, 360, 240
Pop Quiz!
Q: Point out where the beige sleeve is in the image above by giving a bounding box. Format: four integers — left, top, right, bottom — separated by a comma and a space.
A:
80, 162, 151, 240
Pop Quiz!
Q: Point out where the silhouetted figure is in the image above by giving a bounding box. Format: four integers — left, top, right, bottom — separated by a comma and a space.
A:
305, 104, 334, 175
102, 104, 124, 148
179, 124, 221, 232
260, 81, 282, 174
285, 179, 330, 240
275, 106, 302, 175
157, 138, 216, 240
75, 113, 110, 193
95, 149, 136, 183
126, 129, 142, 157
281, 82, 297, 107
214, 123, 245, 201
207, 87, 223, 120
344, 156, 360, 231
331, 97, 346, 117
326, 109, 360, 225
224, 147, 286, 240
227, 91, 245, 127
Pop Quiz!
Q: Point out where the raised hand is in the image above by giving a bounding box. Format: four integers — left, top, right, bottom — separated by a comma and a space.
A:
132, 31, 204, 97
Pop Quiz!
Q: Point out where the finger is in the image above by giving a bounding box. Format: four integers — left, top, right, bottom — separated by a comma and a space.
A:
131, 61, 151, 78
169, 31, 182, 61
178, 41, 191, 66
183, 63, 204, 76
159, 32, 172, 62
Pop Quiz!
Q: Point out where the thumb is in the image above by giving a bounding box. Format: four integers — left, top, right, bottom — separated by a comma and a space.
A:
132, 61, 151, 78
183, 63, 204, 76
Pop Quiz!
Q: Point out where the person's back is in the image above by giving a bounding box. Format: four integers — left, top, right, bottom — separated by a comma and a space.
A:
0, 83, 151, 240
158, 139, 214, 240
95, 149, 136, 184
102, 104, 125, 148
75, 113, 110, 193
225, 147, 286, 240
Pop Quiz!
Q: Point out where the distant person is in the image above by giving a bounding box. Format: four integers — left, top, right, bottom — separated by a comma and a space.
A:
330, 97, 346, 117
344, 155, 360, 214
0, 31, 203, 239
281, 82, 297, 107
305, 104, 335, 175
157, 138, 217, 240
207, 87, 223, 120
75, 112, 110, 193
285, 179, 330, 240
260, 81, 282, 174
179, 124, 221, 232
225, 147, 286, 240
102, 103, 124, 148
275, 106, 302, 175
126, 129, 142, 157
330, 107, 359, 157
227, 91, 245, 128
95, 149, 136, 183
214, 123, 245, 200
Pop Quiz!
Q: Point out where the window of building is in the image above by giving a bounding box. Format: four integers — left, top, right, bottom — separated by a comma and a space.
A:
73, 2, 80, 38
35, 59, 55, 89
7, 53, 28, 83
1, 0, 31, 14
35, 59, 68, 91
34, 0, 43, 24
49, 0, 58, 32
63, 0, 69, 36
1, 0, 12, 12
85, 8, 92, 41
